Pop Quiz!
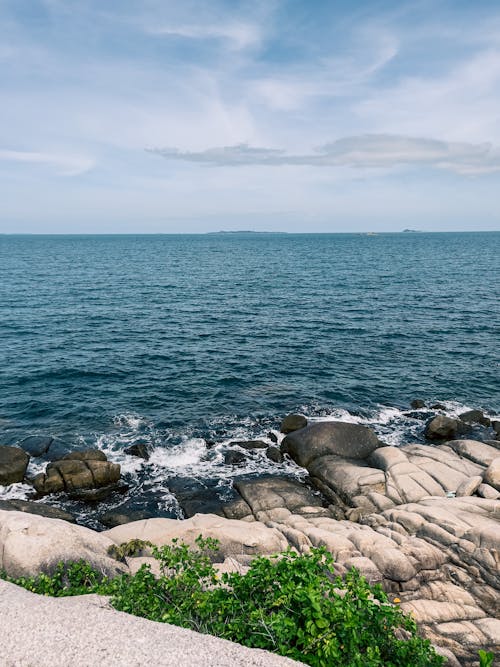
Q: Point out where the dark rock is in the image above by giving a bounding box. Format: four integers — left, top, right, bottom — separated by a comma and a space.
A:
19, 436, 53, 457
402, 411, 433, 421
492, 421, 500, 437
267, 431, 278, 443
99, 507, 157, 528
410, 399, 426, 409
430, 403, 447, 410
424, 415, 469, 441
222, 496, 253, 520
228, 440, 268, 450
68, 482, 129, 502
459, 410, 491, 427
124, 443, 150, 460
167, 477, 225, 518
266, 446, 283, 463
224, 450, 247, 466
204, 440, 216, 449
0, 499, 76, 522
281, 421, 380, 468
32, 458, 120, 495
280, 414, 308, 434
62, 449, 107, 462
0, 445, 30, 485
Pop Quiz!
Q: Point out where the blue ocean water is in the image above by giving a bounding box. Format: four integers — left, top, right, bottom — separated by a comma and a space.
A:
1, 232, 499, 522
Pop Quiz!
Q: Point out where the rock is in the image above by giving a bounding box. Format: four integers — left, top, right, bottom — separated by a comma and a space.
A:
124, 443, 150, 460
62, 449, 107, 462
100, 507, 157, 528
267, 432, 278, 443
455, 476, 482, 497
281, 421, 380, 467
167, 477, 225, 517
228, 440, 268, 450
477, 484, 500, 500
19, 436, 53, 457
0, 445, 29, 485
483, 458, 500, 490
459, 409, 490, 427
32, 457, 121, 495
104, 513, 289, 563
68, 482, 129, 502
424, 416, 465, 441
491, 420, 500, 437
19, 436, 69, 460
0, 510, 127, 578
0, 499, 75, 523
224, 451, 247, 466
234, 477, 325, 520
221, 497, 253, 521
431, 403, 447, 410
280, 414, 308, 434
266, 446, 283, 463
446, 440, 500, 467
410, 399, 426, 409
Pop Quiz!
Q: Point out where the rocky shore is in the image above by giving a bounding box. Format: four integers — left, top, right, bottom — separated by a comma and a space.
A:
1, 404, 499, 666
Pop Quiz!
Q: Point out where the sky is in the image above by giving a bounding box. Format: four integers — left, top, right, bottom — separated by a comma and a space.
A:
1, 0, 500, 233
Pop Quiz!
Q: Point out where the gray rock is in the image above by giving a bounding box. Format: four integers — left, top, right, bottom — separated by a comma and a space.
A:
459, 409, 490, 427
0, 445, 30, 485
62, 449, 107, 462
492, 420, 500, 437
68, 482, 129, 502
430, 403, 447, 410
281, 421, 380, 467
124, 443, 150, 460
100, 507, 157, 528
224, 451, 247, 466
19, 436, 53, 457
424, 415, 465, 440
411, 399, 426, 409
32, 457, 121, 495
477, 483, 500, 499
267, 432, 278, 443
229, 440, 268, 450
455, 476, 483, 497
0, 499, 75, 523
266, 446, 284, 463
280, 414, 308, 434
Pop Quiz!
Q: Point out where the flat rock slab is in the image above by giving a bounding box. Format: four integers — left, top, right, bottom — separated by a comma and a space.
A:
0, 581, 304, 667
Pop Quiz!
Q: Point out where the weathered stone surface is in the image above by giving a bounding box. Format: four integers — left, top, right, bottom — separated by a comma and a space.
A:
477, 483, 500, 500
0, 510, 126, 578
281, 421, 379, 467
228, 440, 268, 450
266, 446, 283, 463
280, 414, 308, 434
0, 499, 75, 523
446, 440, 500, 467
224, 450, 247, 466
104, 514, 289, 563
62, 449, 107, 462
19, 436, 53, 457
410, 399, 426, 409
0, 445, 29, 485
234, 477, 326, 521
32, 457, 120, 496
455, 476, 483, 497
424, 416, 464, 440
483, 457, 500, 490
124, 443, 150, 460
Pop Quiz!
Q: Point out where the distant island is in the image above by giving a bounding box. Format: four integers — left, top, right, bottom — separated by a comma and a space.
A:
206, 230, 289, 235
402, 229, 421, 233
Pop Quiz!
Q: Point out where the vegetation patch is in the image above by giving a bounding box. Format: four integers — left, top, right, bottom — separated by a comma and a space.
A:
2, 537, 447, 666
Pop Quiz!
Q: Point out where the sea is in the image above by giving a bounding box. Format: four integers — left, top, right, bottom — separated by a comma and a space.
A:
1, 231, 499, 526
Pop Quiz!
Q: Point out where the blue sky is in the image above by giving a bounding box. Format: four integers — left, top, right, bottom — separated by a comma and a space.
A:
1, 0, 499, 232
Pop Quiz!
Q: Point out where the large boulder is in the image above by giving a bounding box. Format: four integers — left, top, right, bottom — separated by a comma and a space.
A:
483, 458, 500, 491
32, 450, 120, 495
281, 421, 379, 467
19, 436, 69, 461
103, 513, 289, 563
0, 446, 29, 485
424, 416, 465, 441
0, 510, 127, 578
280, 414, 308, 434
459, 409, 490, 427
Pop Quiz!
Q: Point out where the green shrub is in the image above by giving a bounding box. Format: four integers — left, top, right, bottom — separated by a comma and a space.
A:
479, 650, 495, 667
1, 537, 444, 667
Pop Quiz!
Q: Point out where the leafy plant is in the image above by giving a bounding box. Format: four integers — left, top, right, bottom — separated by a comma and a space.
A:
2, 538, 446, 667
479, 650, 495, 667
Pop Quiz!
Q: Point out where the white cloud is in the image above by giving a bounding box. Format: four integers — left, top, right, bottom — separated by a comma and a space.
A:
0, 149, 95, 176
149, 134, 500, 175
147, 21, 262, 50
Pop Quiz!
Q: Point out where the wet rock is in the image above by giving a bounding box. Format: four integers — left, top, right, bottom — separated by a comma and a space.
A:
167, 477, 225, 518
0, 509, 127, 578
32, 455, 120, 496
19, 436, 53, 457
492, 420, 500, 438
267, 432, 278, 443
0, 499, 75, 523
124, 443, 150, 460
224, 450, 247, 466
424, 416, 464, 441
221, 497, 253, 521
411, 399, 426, 409
62, 449, 107, 462
281, 421, 379, 467
100, 507, 157, 528
459, 409, 491, 427
0, 445, 29, 485
228, 440, 268, 450
266, 446, 283, 463
68, 482, 129, 502
483, 458, 500, 491
430, 403, 447, 410
280, 414, 308, 434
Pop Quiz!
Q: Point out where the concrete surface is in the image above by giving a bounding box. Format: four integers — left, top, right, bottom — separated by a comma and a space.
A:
0, 581, 305, 667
